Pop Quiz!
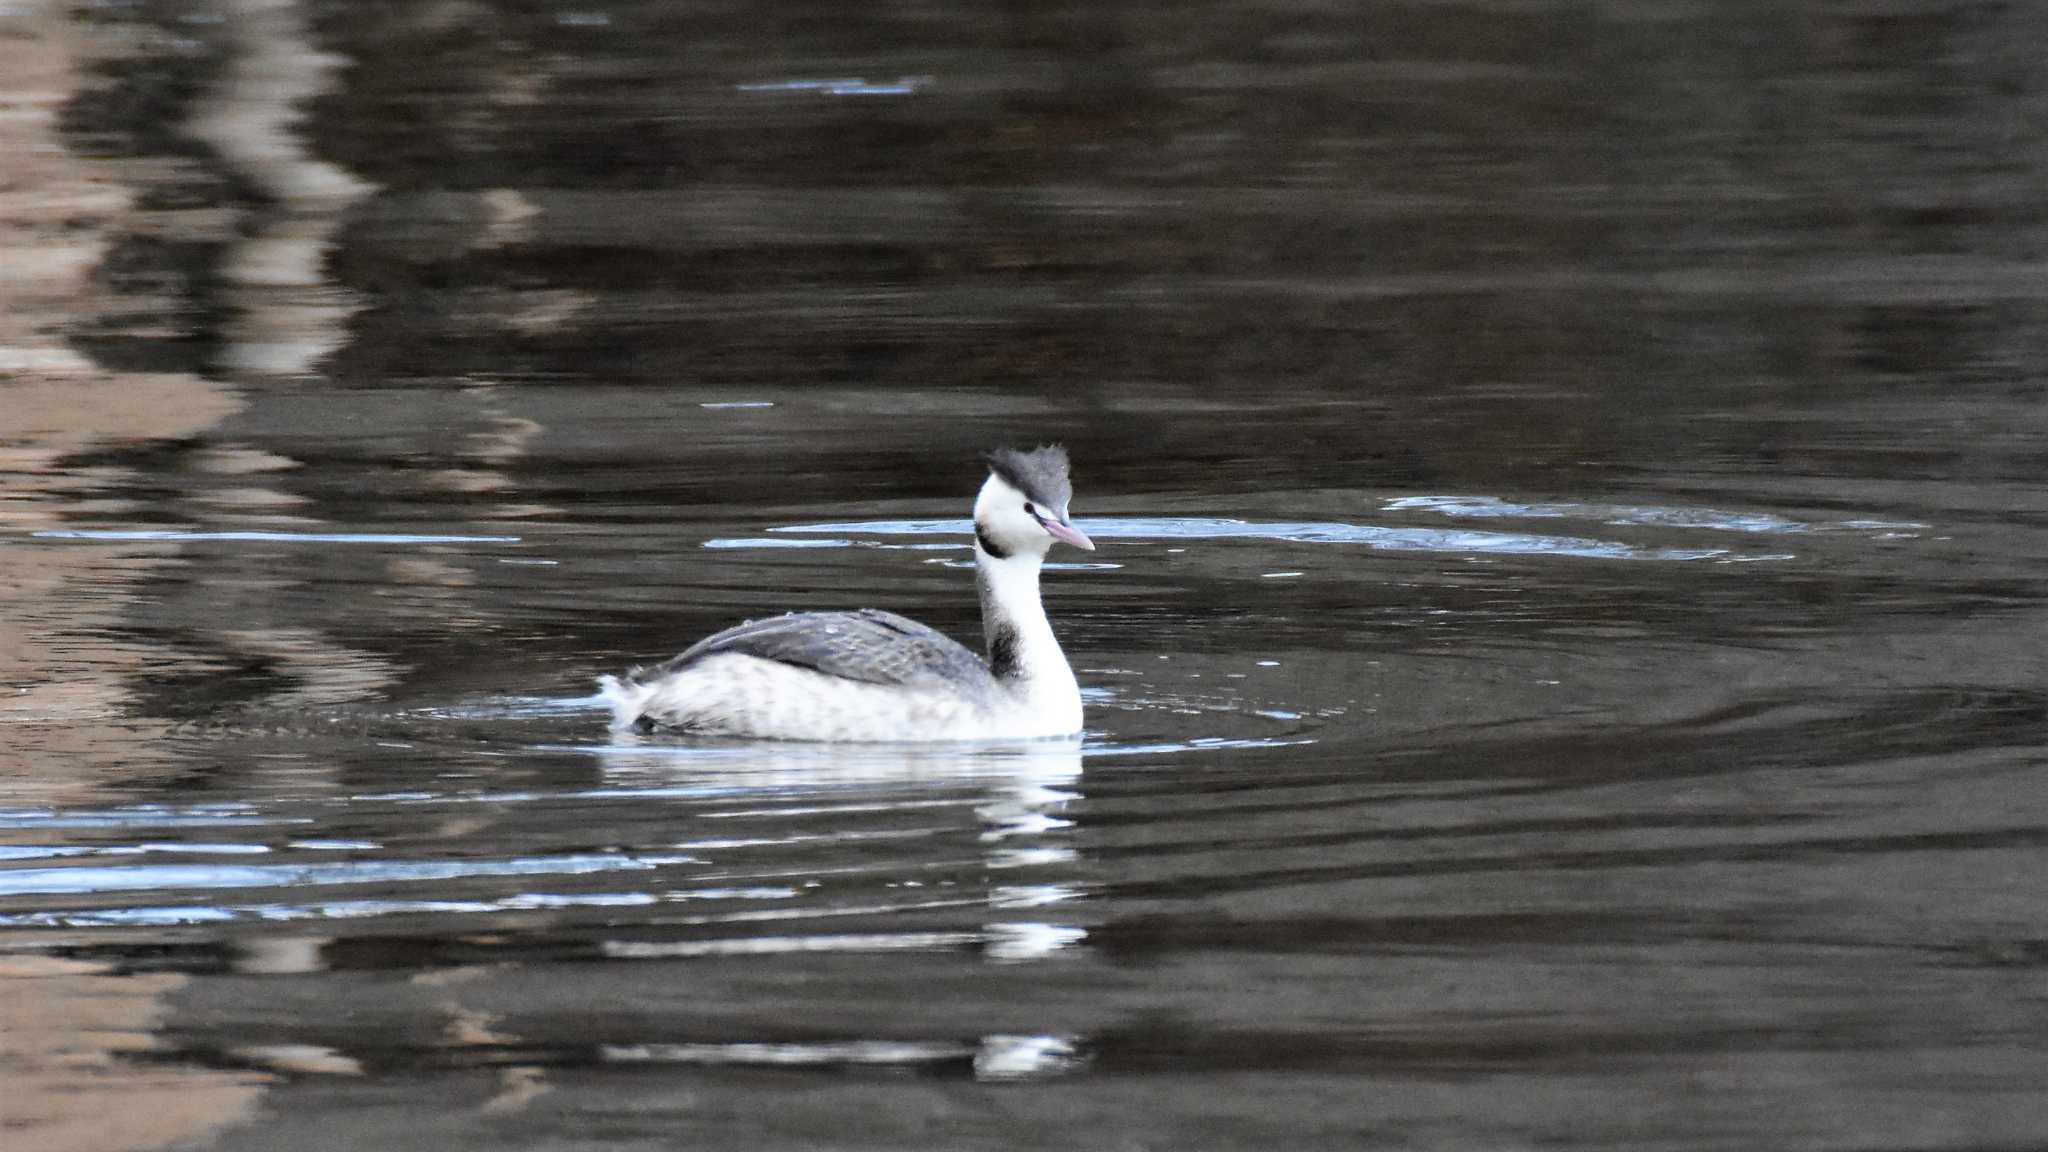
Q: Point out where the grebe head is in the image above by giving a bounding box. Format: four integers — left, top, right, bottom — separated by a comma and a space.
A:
974, 445, 1093, 558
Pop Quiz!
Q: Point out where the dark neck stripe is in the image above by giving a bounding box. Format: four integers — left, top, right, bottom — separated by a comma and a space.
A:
975, 524, 1011, 560
987, 620, 1022, 679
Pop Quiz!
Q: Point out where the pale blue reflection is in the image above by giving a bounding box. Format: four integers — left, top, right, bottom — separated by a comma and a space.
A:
0, 885, 797, 930
603, 932, 981, 959
768, 516, 1731, 561
32, 530, 520, 544
0, 851, 674, 897
0, 843, 269, 861
599, 1032, 1085, 1081
0, 804, 304, 830
735, 76, 930, 96
703, 537, 854, 549
703, 537, 968, 551
1385, 494, 1929, 534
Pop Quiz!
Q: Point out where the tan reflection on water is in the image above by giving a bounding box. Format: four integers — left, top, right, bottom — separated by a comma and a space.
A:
0, 954, 267, 1151
412, 966, 554, 1116
0, 2, 240, 798
3, 4, 388, 1146
186, 0, 377, 377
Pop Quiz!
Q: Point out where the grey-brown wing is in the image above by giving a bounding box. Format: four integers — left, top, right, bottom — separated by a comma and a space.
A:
645, 608, 990, 688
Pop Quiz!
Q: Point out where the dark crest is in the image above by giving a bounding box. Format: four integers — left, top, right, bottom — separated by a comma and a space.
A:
985, 445, 1073, 510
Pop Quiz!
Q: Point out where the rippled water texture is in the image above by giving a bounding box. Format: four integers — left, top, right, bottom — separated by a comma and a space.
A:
5, 1, 2048, 1148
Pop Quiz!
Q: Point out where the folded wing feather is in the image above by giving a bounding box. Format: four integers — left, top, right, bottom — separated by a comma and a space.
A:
636, 608, 991, 689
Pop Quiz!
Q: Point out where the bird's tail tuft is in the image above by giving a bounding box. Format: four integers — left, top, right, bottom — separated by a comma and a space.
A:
596, 673, 656, 731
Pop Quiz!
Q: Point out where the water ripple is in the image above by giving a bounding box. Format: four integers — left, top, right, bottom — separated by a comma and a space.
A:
600, 1033, 1082, 1081
1384, 495, 1927, 534
603, 931, 981, 958
0, 842, 269, 862
32, 529, 521, 544
604, 1039, 968, 1066
0, 805, 305, 830
734, 76, 930, 97
0, 885, 798, 930
767, 516, 1731, 561
0, 851, 674, 897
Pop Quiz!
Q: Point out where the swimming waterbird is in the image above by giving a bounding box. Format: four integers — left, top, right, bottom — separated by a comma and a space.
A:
600, 446, 1093, 741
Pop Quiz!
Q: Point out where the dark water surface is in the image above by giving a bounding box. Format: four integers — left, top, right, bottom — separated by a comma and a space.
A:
5, 1, 2048, 1148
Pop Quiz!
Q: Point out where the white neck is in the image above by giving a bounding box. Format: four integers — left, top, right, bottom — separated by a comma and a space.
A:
975, 543, 1081, 727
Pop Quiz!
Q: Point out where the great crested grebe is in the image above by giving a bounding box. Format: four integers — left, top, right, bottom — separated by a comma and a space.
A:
599, 446, 1093, 741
